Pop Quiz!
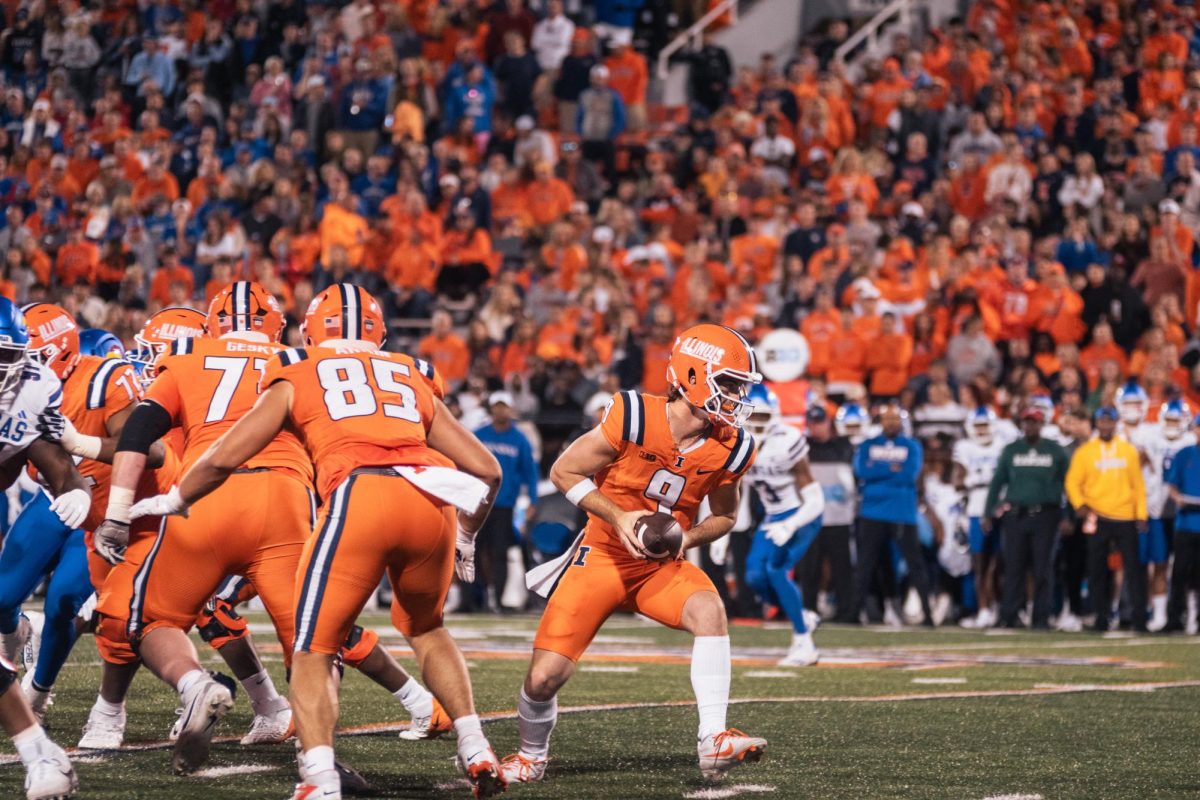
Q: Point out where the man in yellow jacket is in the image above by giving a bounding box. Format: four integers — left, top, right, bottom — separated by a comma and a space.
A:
1065, 407, 1149, 632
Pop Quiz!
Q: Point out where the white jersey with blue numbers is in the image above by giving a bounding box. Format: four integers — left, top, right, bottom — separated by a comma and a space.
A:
747, 424, 809, 516
1150, 429, 1197, 518
0, 361, 61, 465
952, 437, 1005, 518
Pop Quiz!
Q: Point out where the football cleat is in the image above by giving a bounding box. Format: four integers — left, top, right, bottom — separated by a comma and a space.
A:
498, 752, 547, 785
290, 769, 340, 800
458, 743, 506, 798
78, 704, 126, 750
399, 699, 453, 741
697, 728, 767, 780
24, 749, 77, 800
2, 613, 32, 666
21, 671, 53, 726
242, 697, 293, 745
172, 675, 234, 774
802, 609, 821, 633
334, 760, 371, 796
778, 633, 819, 667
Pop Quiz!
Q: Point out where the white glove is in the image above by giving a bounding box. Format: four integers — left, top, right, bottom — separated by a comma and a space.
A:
129, 486, 189, 520
454, 527, 476, 582
93, 519, 130, 565
50, 488, 91, 529
709, 533, 730, 565
765, 521, 797, 547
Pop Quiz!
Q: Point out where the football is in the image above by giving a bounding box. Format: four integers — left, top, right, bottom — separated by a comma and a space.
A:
635, 512, 685, 560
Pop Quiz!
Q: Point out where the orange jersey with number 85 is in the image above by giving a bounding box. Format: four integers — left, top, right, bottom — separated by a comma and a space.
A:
261, 344, 450, 502
145, 337, 313, 485
589, 390, 756, 549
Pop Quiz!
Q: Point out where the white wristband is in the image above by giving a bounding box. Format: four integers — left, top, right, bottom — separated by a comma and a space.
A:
62, 427, 103, 461
106, 486, 135, 524
565, 478, 598, 507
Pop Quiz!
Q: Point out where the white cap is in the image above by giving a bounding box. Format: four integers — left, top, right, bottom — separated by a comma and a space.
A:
306, 75, 326, 89
488, 390, 515, 408
610, 29, 633, 47
33, 98, 50, 111
440, 173, 460, 188
854, 277, 882, 299
807, 146, 828, 161
626, 245, 649, 262
1160, 199, 1181, 215
50, 154, 67, 168
645, 242, 668, 262
590, 64, 610, 80
592, 225, 614, 244
901, 201, 925, 218
515, 115, 535, 131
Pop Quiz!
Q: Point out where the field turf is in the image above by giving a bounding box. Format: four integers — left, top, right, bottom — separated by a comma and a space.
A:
2, 613, 1198, 799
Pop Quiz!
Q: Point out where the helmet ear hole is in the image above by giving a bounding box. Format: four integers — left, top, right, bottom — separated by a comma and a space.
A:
687, 367, 697, 385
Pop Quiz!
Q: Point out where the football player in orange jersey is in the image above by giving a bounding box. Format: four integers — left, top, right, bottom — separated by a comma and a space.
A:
133, 284, 506, 800
501, 323, 768, 784
0, 304, 141, 725
91, 281, 315, 775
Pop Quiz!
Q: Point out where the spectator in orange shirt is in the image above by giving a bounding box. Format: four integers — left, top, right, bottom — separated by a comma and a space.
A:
864, 57, 910, 131
604, 34, 648, 131
204, 258, 236, 304
851, 279, 884, 340
541, 221, 588, 292
149, 246, 195, 307
996, 258, 1038, 342
826, 308, 868, 394
1079, 320, 1129, 385
318, 189, 369, 268
438, 202, 496, 299
523, 159, 575, 229
641, 308, 676, 396
386, 225, 440, 319
801, 286, 840, 378
131, 157, 180, 210
729, 216, 779, 285
807, 223, 850, 280
55, 227, 100, 287
865, 312, 913, 400
43, 154, 82, 203
418, 309, 470, 387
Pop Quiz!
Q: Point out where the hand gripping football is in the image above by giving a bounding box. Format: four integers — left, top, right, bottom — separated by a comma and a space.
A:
634, 512, 684, 560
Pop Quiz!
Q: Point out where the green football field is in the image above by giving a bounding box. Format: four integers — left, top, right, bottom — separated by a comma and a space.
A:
3, 612, 1199, 799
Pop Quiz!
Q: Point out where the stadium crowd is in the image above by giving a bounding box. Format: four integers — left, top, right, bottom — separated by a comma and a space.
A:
1, 0, 1200, 632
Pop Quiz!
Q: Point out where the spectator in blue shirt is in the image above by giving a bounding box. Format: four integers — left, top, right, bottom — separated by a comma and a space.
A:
1164, 438, 1200, 631
850, 404, 934, 625
470, 391, 540, 612
124, 36, 176, 98
444, 63, 497, 138
338, 59, 389, 154
1055, 217, 1104, 273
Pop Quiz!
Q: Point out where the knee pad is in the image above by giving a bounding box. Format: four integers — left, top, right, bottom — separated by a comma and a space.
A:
196, 599, 249, 651
95, 614, 140, 665
340, 625, 378, 669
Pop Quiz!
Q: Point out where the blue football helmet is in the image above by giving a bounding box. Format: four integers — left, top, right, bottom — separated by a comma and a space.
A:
0, 297, 29, 398
1161, 399, 1192, 439
966, 406, 997, 444
835, 403, 867, 438
1115, 380, 1148, 425
744, 383, 780, 438
79, 328, 125, 359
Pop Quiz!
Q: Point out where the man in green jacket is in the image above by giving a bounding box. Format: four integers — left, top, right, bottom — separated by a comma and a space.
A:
984, 406, 1069, 628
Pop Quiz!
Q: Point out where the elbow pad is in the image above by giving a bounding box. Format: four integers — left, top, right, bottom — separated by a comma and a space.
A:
116, 401, 173, 455
789, 481, 826, 530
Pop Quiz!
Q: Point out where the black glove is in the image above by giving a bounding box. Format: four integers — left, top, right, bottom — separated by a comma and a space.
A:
36, 409, 67, 441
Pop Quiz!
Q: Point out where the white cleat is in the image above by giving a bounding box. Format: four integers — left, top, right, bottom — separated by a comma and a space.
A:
242, 697, 293, 745
457, 742, 505, 798
2, 614, 32, 666
778, 633, 819, 667
697, 729, 767, 780
21, 671, 53, 726
167, 707, 183, 742
498, 752, 548, 785
290, 768, 340, 799
172, 676, 234, 774
1055, 611, 1083, 633
399, 699, 453, 741
802, 609, 821, 632
24, 749, 77, 800
78, 704, 126, 750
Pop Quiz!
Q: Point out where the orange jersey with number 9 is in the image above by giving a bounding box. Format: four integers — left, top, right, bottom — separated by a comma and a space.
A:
589, 390, 756, 549
145, 337, 313, 485
261, 344, 451, 501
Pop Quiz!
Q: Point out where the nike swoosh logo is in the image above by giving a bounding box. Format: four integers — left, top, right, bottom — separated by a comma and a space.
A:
705, 743, 735, 758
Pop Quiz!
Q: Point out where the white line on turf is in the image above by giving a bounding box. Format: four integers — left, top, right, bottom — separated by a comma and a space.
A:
981, 794, 1043, 799
191, 764, 276, 778
911, 678, 967, 685
743, 671, 800, 679
581, 665, 640, 673
683, 784, 777, 799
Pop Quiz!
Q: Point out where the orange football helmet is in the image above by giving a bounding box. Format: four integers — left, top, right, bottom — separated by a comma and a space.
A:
302, 283, 386, 348
132, 306, 208, 387
206, 281, 285, 341
667, 323, 762, 428
23, 303, 80, 379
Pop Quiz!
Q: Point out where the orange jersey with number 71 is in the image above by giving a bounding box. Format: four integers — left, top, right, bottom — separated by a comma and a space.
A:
588, 390, 756, 550
145, 336, 314, 486
260, 344, 452, 502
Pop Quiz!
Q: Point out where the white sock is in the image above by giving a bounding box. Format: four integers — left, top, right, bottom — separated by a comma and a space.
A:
517, 687, 557, 759
13, 725, 55, 767
1152, 594, 1167, 617
92, 696, 124, 717
299, 745, 336, 780
241, 669, 282, 716
691, 635, 731, 741
453, 713, 489, 762
176, 669, 207, 696
394, 677, 434, 719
